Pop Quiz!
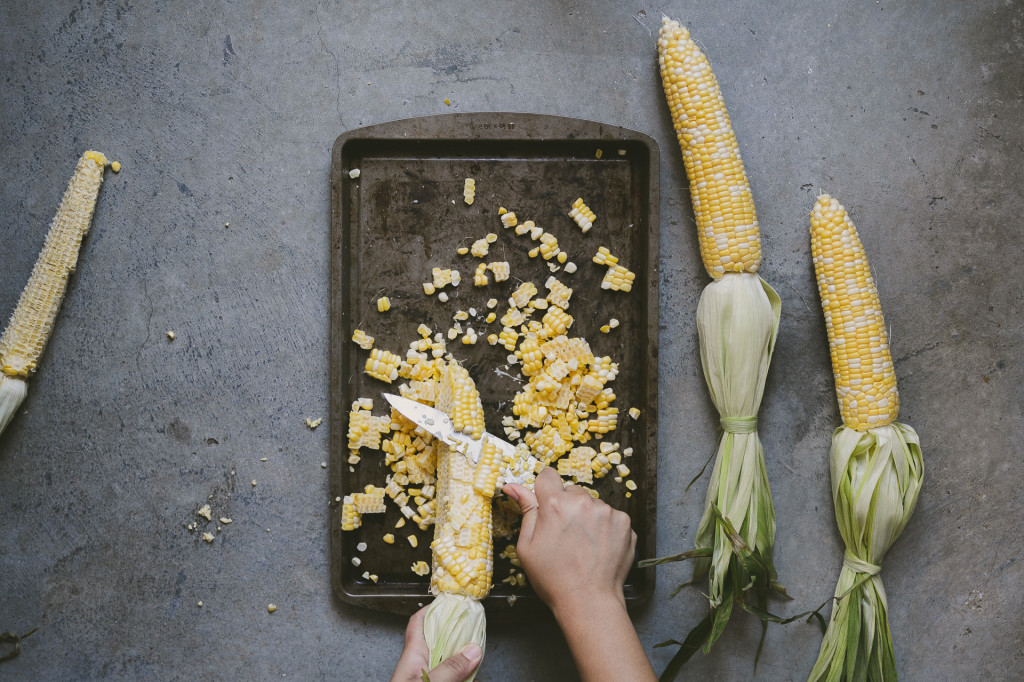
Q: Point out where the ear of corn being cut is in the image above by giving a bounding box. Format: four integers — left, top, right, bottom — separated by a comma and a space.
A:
0, 151, 110, 435
423, 361, 492, 680
654, 17, 784, 657
808, 195, 923, 682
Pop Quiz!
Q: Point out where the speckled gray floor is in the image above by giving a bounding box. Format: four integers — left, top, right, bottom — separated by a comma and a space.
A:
1, 1, 1021, 680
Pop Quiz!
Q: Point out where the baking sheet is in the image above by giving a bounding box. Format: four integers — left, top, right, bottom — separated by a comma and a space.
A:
329, 113, 659, 618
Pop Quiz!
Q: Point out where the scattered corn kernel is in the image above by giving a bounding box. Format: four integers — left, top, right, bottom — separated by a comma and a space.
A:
569, 198, 596, 232
625, 479, 638, 491
457, 247, 469, 255
628, 407, 641, 420
407, 535, 418, 548
383, 533, 395, 544
348, 169, 361, 179
438, 292, 449, 302
377, 296, 391, 312
167, 330, 176, 341
474, 262, 489, 286
351, 329, 375, 350
471, 238, 490, 258
267, 604, 277, 613
111, 161, 122, 173
197, 504, 212, 520
202, 532, 214, 543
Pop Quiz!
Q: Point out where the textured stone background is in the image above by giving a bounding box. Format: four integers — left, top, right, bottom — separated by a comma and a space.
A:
1, 1, 1020, 680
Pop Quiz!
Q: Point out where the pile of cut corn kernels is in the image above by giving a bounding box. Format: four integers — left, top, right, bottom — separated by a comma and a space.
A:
341, 181, 642, 586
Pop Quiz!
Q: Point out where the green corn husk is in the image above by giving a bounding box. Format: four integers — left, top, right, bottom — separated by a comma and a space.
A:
692, 271, 783, 649
809, 423, 923, 682
423, 593, 486, 681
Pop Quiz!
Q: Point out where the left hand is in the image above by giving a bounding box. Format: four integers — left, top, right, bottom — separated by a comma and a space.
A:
390, 606, 482, 682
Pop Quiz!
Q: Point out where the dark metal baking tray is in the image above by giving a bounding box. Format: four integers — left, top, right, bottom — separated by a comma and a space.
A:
329, 113, 659, 619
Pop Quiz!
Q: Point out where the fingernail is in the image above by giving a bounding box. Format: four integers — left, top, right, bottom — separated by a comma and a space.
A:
504, 485, 520, 501
459, 643, 482, 665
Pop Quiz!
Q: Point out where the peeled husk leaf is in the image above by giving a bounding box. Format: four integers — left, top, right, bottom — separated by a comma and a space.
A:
423, 593, 486, 681
0, 375, 27, 437
693, 272, 782, 648
808, 423, 923, 682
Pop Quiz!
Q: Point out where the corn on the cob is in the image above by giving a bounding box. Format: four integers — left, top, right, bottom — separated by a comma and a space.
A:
808, 196, 924, 682
658, 18, 760, 278
810, 196, 899, 430
647, 19, 783, 661
0, 151, 110, 435
424, 362, 491, 680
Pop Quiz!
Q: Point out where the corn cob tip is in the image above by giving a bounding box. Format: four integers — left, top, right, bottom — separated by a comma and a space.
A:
83, 150, 109, 167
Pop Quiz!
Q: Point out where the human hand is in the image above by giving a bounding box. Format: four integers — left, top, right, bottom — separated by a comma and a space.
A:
390, 606, 482, 682
504, 467, 637, 620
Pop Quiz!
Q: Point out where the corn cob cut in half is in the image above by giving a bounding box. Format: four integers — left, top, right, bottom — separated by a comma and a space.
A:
0, 151, 110, 435
423, 361, 491, 680
808, 195, 923, 682
658, 18, 761, 278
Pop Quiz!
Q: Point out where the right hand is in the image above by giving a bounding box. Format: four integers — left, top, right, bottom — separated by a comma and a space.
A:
503, 467, 637, 617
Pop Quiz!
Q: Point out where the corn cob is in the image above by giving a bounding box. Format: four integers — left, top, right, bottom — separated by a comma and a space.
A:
810, 196, 899, 430
658, 18, 760, 278
424, 361, 491, 680
808, 196, 923, 682
645, 18, 783, 662
0, 151, 110, 435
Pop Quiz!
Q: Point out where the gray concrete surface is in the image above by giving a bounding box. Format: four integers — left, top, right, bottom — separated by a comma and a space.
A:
1, 1, 1021, 680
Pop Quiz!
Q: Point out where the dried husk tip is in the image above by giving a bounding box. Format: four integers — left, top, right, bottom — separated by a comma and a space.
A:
808, 423, 923, 681
423, 593, 486, 681
0, 375, 28, 436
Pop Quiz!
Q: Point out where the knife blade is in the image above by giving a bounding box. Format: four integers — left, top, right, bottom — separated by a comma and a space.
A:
383, 393, 535, 488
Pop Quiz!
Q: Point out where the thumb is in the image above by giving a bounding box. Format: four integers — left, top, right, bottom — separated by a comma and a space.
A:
504, 483, 539, 542
425, 643, 482, 682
